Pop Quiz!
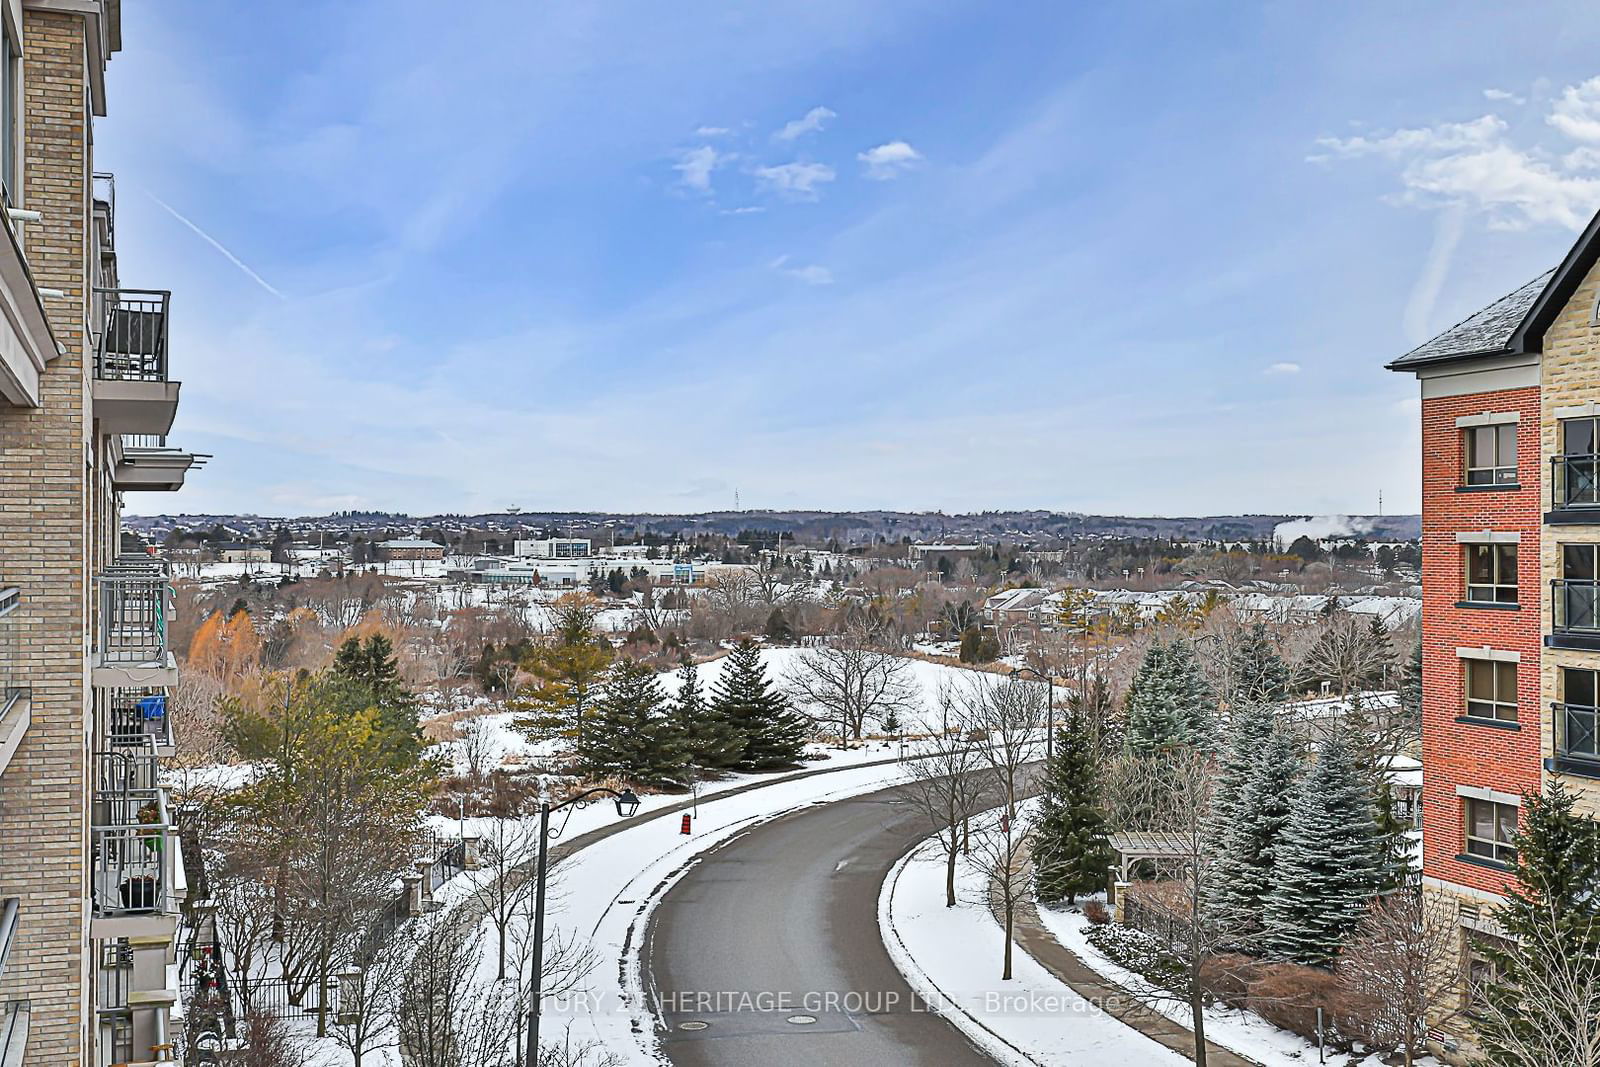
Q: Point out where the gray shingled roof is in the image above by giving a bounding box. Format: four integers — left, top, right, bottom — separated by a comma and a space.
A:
1390, 269, 1554, 368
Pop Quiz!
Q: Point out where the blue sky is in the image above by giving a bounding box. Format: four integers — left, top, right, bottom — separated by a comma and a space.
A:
96, 1, 1600, 517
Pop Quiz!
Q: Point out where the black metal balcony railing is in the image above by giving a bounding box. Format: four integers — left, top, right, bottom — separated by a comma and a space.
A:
103, 687, 170, 749
1554, 702, 1600, 768
1552, 579, 1600, 635
1552, 454, 1600, 511
93, 288, 169, 382
96, 569, 171, 664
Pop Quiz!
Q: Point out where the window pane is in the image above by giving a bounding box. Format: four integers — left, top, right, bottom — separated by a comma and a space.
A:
1498, 544, 1516, 577
1466, 662, 1491, 701
1471, 427, 1494, 466
1496, 806, 1518, 843
1566, 544, 1597, 580
1568, 418, 1597, 457
1496, 663, 1518, 704
1468, 800, 1492, 839
1498, 424, 1517, 469
1468, 545, 1493, 584
1567, 667, 1597, 708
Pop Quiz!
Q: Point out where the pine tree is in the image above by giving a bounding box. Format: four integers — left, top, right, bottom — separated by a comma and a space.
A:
577, 659, 685, 789
1125, 639, 1215, 753
667, 656, 742, 770
710, 640, 809, 770
1227, 623, 1292, 705
330, 633, 421, 765
1372, 780, 1414, 894
1031, 710, 1112, 905
1399, 636, 1423, 734
1261, 727, 1381, 964
1476, 782, 1600, 1065
1211, 722, 1302, 947
1363, 614, 1396, 689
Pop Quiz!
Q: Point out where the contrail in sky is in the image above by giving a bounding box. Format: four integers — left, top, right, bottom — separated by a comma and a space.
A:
142, 188, 286, 299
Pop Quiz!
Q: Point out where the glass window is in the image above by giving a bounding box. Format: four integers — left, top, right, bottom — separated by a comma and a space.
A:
0, 25, 13, 207
1464, 934, 1510, 1013
1565, 544, 1600, 581
1464, 659, 1517, 722
1464, 797, 1518, 865
1566, 417, 1599, 457
1464, 543, 1517, 603
1466, 424, 1517, 485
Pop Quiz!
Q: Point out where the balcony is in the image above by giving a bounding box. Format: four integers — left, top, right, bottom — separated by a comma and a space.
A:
90, 741, 181, 940
1550, 579, 1600, 651
101, 686, 173, 758
92, 289, 179, 436
93, 568, 176, 689
1548, 701, 1600, 779
0, 589, 26, 777
113, 434, 206, 493
1548, 454, 1600, 524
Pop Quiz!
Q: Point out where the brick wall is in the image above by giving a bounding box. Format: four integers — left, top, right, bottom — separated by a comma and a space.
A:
1419, 385, 1543, 897
0, 9, 95, 1066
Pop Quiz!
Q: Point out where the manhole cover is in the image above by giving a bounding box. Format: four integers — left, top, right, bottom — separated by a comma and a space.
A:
786, 1015, 818, 1025
677, 1021, 710, 1032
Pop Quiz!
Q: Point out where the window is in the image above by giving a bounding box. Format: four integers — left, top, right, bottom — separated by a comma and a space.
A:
1558, 544, 1600, 633
1559, 418, 1600, 508
1464, 934, 1511, 1013
1464, 797, 1518, 865
1465, 543, 1517, 604
0, 24, 14, 207
1559, 667, 1600, 763
1465, 424, 1517, 485
1463, 659, 1517, 723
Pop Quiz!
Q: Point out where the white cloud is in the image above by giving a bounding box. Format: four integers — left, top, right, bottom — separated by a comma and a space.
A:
1309, 115, 1505, 161
858, 140, 923, 179
774, 106, 835, 142
1551, 76, 1600, 142
673, 145, 724, 192
770, 255, 833, 285
1263, 361, 1300, 375
721, 205, 766, 215
1484, 88, 1523, 104
754, 161, 836, 200
695, 125, 731, 137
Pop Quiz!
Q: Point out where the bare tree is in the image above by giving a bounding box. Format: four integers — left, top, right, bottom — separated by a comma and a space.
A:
785, 624, 920, 746
965, 675, 1044, 815
964, 803, 1032, 980
332, 923, 414, 1067
238, 1009, 307, 1067
457, 715, 498, 787
1474, 908, 1600, 1067
897, 686, 992, 906
1335, 888, 1461, 1067
466, 815, 541, 980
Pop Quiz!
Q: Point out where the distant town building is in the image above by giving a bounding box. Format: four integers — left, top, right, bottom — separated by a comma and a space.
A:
376, 537, 446, 561
514, 537, 592, 559
215, 542, 270, 564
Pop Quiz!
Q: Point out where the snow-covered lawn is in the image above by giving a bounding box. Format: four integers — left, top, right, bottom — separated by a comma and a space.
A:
880, 834, 1190, 1067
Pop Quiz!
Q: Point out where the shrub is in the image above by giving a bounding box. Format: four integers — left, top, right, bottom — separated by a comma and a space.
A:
1198, 952, 1256, 1010
1082, 899, 1110, 925
1084, 922, 1186, 990
1246, 963, 1344, 1045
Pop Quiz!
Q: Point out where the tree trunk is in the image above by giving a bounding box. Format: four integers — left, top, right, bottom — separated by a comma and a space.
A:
945, 847, 957, 908
1190, 979, 1207, 1067
498, 913, 507, 980
1002, 899, 1014, 981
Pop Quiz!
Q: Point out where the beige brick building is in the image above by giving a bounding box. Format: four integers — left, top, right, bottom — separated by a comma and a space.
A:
0, 3, 203, 1064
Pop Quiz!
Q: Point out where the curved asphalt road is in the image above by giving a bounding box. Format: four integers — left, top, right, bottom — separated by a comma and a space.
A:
643, 780, 997, 1067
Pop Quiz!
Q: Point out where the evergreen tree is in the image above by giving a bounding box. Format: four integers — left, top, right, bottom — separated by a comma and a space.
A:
667, 656, 742, 770
1261, 727, 1381, 964
1399, 636, 1423, 734
1227, 623, 1292, 705
1211, 723, 1302, 947
1363, 614, 1396, 689
330, 633, 421, 765
1372, 780, 1414, 894
1125, 639, 1215, 753
577, 659, 684, 788
710, 640, 808, 770
1031, 710, 1112, 905
1477, 782, 1600, 1065
764, 607, 793, 641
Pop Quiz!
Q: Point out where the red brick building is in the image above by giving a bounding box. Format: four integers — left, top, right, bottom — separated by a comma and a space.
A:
1390, 220, 1600, 1059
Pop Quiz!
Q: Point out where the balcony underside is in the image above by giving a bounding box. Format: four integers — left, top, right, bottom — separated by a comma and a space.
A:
88, 911, 177, 942
93, 378, 179, 436
113, 450, 196, 492
93, 653, 177, 690
1547, 632, 1600, 652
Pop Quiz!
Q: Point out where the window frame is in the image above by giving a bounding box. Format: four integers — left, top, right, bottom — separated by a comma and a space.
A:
1463, 658, 1518, 723
1463, 797, 1518, 866
1465, 423, 1518, 485
1464, 542, 1517, 604
1558, 666, 1600, 763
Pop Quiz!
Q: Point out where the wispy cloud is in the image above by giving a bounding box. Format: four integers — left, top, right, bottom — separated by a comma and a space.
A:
858, 140, 923, 179
695, 125, 731, 137
142, 188, 285, 298
774, 106, 835, 142
1264, 361, 1300, 375
674, 145, 725, 193
1484, 87, 1524, 105
754, 161, 836, 200
770, 255, 833, 285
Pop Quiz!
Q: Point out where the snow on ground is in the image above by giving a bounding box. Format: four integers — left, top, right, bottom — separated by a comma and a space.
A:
881, 827, 1190, 1067
1034, 898, 1440, 1067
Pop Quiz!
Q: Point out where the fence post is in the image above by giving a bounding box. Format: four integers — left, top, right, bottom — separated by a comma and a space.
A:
402, 874, 425, 918
462, 834, 481, 870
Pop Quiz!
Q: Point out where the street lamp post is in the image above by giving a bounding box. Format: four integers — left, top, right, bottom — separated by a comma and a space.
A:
1010, 666, 1054, 762
524, 786, 641, 1067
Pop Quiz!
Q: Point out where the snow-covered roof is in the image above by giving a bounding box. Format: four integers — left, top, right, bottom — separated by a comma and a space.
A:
378, 538, 445, 549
